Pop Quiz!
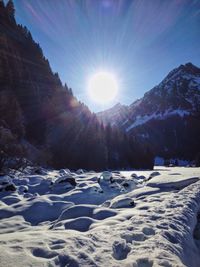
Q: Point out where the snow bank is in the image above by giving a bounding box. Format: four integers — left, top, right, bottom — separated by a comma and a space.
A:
147, 173, 199, 189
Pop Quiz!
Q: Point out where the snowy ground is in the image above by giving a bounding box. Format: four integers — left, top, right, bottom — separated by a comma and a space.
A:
0, 167, 200, 267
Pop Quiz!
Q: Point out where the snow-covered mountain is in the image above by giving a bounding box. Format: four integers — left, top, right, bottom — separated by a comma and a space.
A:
97, 103, 129, 127
97, 63, 200, 161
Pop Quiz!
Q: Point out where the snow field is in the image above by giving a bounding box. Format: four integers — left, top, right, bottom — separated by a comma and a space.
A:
0, 167, 200, 266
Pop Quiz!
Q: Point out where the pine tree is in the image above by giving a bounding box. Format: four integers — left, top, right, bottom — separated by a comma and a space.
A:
195, 153, 200, 167
0, 0, 5, 8
6, 0, 15, 22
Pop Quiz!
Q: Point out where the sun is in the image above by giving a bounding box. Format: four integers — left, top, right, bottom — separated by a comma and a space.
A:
88, 71, 118, 104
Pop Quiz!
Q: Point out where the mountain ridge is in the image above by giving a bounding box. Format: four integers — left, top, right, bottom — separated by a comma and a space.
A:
97, 62, 200, 162
97, 62, 200, 125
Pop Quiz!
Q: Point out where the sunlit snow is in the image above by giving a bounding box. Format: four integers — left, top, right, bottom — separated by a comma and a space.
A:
0, 167, 200, 266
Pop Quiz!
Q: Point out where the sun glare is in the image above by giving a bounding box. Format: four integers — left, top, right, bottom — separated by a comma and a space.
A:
88, 72, 118, 104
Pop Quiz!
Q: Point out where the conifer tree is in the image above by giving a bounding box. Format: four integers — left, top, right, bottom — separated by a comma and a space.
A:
6, 0, 15, 21
0, 0, 5, 8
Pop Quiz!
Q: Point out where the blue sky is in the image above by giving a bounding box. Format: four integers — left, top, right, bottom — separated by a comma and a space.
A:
12, 0, 200, 111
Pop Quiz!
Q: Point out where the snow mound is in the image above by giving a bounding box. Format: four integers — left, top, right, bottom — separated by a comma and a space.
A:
147, 174, 199, 189
108, 196, 135, 209
99, 171, 113, 182
57, 204, 95, 221
56, 204, 118, 226
20, 199, 72, 225
92, 208, 117, 220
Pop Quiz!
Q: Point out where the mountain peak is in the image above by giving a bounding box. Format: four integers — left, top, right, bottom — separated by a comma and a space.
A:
113, 102, 123, 109
179, 62, 200, 74
165, 63, 200, 82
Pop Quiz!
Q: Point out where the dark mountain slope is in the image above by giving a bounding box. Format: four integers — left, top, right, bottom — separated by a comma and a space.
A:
0, 1, 154, 170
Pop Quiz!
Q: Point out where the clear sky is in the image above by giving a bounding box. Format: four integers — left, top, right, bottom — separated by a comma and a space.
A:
12, 0, 200, 112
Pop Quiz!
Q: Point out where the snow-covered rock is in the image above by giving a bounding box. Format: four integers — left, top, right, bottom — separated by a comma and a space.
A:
109, 196, 135, 209
3, 184, 16, 192
55, 176, 76, 186
98, 171, 113, 183
76, 169, 84, 174
0, 175, 12, 185
59, 169, 71, 176
146, 171, 161, 181
121, 179, 136, 190
33, 167, 47, 175
0, 176, 16, 192
18, 185, 28, 194
131, 173, 137, 178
